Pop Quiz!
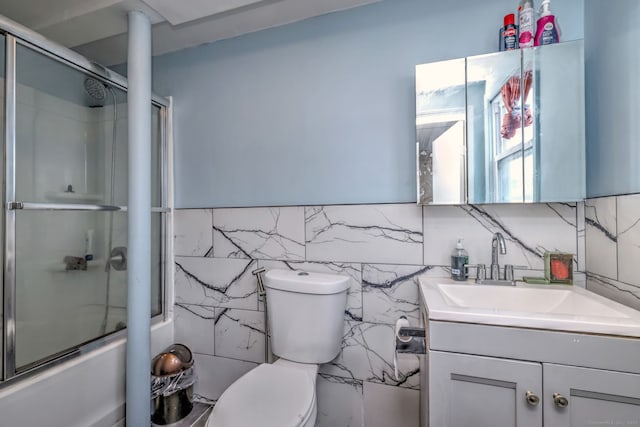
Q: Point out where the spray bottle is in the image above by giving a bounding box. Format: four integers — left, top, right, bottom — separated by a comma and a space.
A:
500, 14, 519, 51
518, 0, 535, 48
534, 0, 559, 46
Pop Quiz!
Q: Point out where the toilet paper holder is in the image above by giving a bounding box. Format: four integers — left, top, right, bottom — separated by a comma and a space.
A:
395, 316, 426, 354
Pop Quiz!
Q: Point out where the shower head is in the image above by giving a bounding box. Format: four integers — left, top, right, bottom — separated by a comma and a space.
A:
84, 78, 108, 106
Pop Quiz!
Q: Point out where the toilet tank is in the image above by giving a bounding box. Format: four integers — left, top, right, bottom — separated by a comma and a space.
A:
264, 269, 349, 364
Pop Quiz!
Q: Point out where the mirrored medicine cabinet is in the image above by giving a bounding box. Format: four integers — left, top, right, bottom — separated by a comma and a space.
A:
416, 40, 584, 205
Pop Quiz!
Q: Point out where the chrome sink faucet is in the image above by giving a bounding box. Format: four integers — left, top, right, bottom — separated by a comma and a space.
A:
490, 232, 507, 280
468, 232, 515, 285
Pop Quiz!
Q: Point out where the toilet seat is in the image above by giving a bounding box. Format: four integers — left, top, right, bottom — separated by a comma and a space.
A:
206, 363, 316, 427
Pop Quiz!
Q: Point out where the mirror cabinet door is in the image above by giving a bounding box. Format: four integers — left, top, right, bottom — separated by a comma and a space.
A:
530, 40, 585, 202
466, 49, 524, 204
416, 58, 466, 205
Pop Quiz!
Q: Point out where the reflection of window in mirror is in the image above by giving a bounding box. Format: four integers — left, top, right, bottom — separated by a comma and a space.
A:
488, 72, 534, 203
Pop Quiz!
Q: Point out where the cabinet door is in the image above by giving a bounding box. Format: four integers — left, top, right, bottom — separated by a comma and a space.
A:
466, 49, 524, 204
415, 58, 466, 205
429, 351, 542, 427
544, 363, 640, 427
528, 40, 585, 202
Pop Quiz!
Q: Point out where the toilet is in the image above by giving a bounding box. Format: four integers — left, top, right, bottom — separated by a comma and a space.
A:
205, 269, 350, 427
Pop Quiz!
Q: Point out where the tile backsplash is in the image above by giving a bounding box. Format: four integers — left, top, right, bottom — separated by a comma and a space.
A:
585, 193, 640, 311
174, 201, 587, 427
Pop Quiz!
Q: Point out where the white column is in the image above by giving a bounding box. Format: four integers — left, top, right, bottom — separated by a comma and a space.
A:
126, 10, 151, 426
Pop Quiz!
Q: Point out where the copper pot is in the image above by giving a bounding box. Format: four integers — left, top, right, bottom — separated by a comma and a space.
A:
151, 344, 194, 376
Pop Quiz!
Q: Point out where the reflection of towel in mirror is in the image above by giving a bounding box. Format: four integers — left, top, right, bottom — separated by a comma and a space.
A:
500, 71, 533, 140
501, 112, 519, 139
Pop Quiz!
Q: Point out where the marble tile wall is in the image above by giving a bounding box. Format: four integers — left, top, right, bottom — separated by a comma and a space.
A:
585, 194, 640, 311
173, 202, 582, 427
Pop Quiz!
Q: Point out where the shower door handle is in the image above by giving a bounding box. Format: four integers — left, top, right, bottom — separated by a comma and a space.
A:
8, 202, 121, 211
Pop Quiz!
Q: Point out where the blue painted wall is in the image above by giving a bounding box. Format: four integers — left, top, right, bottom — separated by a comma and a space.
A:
151, 0, 584, 208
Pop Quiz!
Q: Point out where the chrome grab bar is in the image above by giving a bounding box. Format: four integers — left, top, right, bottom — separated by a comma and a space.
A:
8, 202, 170, 212
9, 202, 121, 211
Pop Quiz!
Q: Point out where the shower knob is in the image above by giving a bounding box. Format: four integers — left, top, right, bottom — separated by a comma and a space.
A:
108, 246, 127, 271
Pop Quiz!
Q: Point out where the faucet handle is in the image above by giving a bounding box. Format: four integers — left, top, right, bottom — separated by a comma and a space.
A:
504, 264, 514, 281
504, 265, 530, 281
465, 264, 486, 281
476, 264, 487, 280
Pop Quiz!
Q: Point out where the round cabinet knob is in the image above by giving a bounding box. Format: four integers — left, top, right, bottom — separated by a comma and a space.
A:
525, 391, 540, 406
553, 393, 569, 408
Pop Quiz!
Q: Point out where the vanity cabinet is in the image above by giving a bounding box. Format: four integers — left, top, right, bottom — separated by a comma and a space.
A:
419, 277, 640, 426
422, 321, 640, 427
428, 350, 640, 427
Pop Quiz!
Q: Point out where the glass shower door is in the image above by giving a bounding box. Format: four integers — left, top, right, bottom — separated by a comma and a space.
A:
8, 41, 163, 372
13, 43, 131, 370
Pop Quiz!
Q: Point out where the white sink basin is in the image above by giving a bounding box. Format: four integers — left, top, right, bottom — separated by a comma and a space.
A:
420, 277, 640, 337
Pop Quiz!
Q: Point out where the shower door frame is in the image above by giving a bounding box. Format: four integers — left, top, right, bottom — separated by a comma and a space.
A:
0, 16, 172, 383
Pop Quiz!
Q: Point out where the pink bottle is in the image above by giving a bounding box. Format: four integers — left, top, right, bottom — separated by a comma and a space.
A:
534, 0, 559, 46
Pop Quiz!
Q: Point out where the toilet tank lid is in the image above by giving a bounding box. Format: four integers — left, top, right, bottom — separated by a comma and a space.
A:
264, 269, 350, 295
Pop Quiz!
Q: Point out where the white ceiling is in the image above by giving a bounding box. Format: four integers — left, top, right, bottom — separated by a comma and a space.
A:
0, 0, 379, 66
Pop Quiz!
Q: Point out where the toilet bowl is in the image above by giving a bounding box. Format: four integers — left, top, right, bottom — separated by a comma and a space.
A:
205, 360, 318, 427
204, 269, 349, 427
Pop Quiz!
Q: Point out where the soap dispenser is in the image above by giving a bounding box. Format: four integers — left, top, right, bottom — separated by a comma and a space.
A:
451, 238, 469, 281
534, 0, 559, 46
